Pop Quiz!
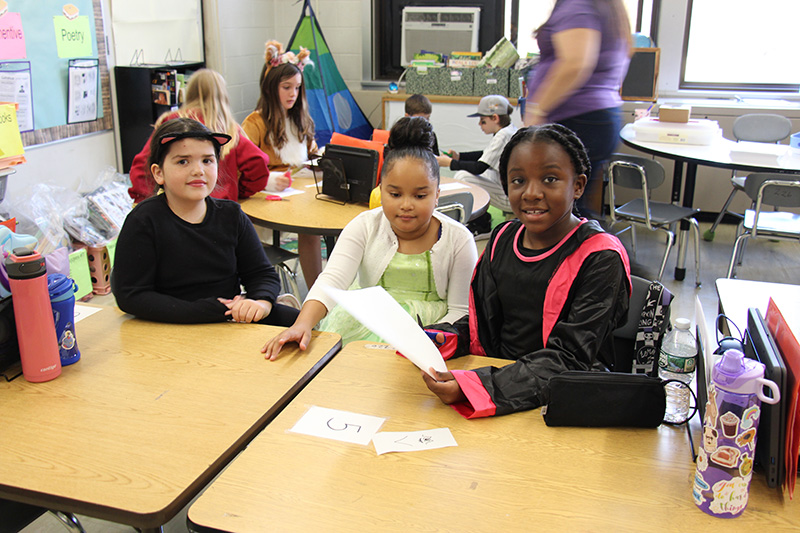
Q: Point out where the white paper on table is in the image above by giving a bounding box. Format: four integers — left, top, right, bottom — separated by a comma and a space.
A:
306, 180, 323, 188
289, 406, 386, 445
372, 428, 457, 455
74, 304, 103, 323
439, 182, 469, 191
266, 187, 304, 198
323, 286, 447, 378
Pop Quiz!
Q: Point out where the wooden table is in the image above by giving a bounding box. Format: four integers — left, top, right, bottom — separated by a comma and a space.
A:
620, 124, 800, 280
716, 278, 800, 336
0, 307, 341, 532
188, 342, 796, 532
240, 176, 491, 237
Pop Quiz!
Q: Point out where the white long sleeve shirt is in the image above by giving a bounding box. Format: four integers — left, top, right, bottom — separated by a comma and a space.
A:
306, 208, 478, 324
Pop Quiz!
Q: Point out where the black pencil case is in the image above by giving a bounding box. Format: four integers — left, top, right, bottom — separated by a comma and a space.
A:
542, 371, 666, 428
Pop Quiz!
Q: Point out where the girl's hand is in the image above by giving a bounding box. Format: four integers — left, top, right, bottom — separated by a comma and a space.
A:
435, 153, 453, 168
422, 368, 467, 404
218, 296, 272, 323
272, 174, 291, 191
261, 324, 312, 360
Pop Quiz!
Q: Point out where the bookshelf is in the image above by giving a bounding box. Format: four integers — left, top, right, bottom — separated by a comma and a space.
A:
114, 62, 203, 173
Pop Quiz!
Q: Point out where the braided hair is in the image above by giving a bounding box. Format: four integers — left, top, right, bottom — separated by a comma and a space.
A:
381, 116, 440, 184
498, 123, 590, 196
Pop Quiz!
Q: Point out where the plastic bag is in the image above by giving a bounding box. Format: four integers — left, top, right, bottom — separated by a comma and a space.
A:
4, 183, 74, 255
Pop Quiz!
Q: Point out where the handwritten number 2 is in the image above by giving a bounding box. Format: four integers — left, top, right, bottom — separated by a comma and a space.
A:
326, 417, 362, 433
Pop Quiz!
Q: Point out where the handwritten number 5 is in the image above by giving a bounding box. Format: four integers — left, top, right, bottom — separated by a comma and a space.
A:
326, 417, 362, 433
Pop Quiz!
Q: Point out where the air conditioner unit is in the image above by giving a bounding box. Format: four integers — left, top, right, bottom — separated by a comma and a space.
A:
400, 6, 481, 66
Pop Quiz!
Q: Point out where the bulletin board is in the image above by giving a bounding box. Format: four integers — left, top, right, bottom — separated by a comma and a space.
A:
0, 0, 112, 147
621, 47, 660, 102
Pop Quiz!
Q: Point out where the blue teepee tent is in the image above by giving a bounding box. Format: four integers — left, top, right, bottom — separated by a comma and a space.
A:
287, 0, 373, 146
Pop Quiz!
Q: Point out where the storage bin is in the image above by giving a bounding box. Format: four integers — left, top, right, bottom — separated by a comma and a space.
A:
473, 67, 509, 97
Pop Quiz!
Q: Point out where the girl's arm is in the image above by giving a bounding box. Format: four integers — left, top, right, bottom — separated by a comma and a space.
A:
439, 225, 478, 323
128, 136, 155, 203
111, 212, 229, 323
450, 252, 629, 418
232, 127, 271, 198
261, 300, 327, 360
234, 209, 281, 304
524, 28, 601, 125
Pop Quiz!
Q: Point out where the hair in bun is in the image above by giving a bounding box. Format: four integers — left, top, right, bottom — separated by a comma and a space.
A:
381, 116, 439, 183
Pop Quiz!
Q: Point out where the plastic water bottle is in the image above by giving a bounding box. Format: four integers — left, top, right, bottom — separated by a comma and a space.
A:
659, 318, 697, 423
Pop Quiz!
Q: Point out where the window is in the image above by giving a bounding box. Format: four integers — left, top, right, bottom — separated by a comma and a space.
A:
681, 0, 800, 91
507, 1, 655, 57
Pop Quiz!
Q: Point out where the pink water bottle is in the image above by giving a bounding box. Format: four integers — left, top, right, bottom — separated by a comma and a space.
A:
4, 248, 61, 382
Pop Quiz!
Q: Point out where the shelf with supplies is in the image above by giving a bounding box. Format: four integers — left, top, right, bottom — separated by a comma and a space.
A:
114, 62, 204, 174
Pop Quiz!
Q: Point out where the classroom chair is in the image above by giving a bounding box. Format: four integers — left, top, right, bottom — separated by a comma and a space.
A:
606, 153, 701, 286
262, 232, 302, 302
611, 275, 672, 374
370, 128, 390, 145
726, 173, 800, 278
434, 191, 473, 225
704, 113, 792, 241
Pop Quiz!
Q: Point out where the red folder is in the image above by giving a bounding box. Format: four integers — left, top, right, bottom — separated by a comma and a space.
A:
765, 297, 800, 498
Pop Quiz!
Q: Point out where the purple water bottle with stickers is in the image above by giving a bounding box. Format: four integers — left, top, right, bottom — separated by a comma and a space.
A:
693, 349, 779, 518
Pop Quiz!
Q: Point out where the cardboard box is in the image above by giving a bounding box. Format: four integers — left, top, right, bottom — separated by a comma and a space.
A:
658, 105, 691, 123
473, 67, 509, 97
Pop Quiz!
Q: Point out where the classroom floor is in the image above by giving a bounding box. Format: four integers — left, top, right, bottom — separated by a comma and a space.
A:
20, 220, 800, 533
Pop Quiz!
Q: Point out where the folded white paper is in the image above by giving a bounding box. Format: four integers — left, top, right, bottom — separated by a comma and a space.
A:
323, 286, 447, 378
372, 428, 458, 455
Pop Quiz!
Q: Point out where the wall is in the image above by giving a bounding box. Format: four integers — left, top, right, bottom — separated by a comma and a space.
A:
205, 0, 370, 125
4, 0, 118, 203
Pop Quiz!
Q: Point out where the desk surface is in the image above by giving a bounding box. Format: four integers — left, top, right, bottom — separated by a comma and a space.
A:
0, 307, 341, 530
716, 278, 800, 335
188, 342, 795, 532
241, 176, 490, 236
620, 124, 800, 173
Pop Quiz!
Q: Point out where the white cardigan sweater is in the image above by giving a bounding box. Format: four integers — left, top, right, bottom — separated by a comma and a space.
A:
306, 208, 478, 324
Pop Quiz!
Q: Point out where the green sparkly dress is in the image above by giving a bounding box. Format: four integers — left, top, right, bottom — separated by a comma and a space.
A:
318, 250, 448, 345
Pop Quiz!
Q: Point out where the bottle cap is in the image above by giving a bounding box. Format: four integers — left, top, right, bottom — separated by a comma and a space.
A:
674, 317, 691, 330
712, 349, 765, 394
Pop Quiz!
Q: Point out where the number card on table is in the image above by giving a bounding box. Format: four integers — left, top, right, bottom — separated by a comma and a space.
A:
289, 406, 386, 445
372, 428, 458, 455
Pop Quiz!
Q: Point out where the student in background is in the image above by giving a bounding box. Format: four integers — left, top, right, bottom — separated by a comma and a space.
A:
436, 95, 517, 233
263, 117, 478, 358
423, 124, 631, 418
128, 68, 280, 204
242, 40, 323, 289
523, 0, 631, 218
113, 118, 299, 326
404, 94, 439, 154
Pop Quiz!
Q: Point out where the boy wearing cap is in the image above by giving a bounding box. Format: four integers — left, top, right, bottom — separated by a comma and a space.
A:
437, 95, 517, 217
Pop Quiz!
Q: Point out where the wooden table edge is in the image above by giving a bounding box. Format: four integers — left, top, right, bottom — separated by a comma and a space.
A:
0, 332, 343, 531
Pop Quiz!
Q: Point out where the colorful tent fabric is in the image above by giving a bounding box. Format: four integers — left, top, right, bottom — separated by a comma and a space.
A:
288, 0, 373, 147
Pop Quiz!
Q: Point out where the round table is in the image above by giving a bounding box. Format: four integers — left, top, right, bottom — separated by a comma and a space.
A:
241, 176, 490, 237
619, 124, 800, 279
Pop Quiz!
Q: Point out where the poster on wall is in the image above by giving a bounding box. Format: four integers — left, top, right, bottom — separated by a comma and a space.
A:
0, 8, 27, 60
67, 58, 97, 123
0, 61, 33, 131
53, 3, 93, 58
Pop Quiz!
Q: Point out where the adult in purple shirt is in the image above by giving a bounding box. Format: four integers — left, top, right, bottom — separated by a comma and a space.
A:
524, 0, 631, 218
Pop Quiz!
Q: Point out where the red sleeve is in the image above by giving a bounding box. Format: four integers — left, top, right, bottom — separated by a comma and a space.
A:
128, 136, 157, 203
449, 370, 497, 419
232, 130, 270, 198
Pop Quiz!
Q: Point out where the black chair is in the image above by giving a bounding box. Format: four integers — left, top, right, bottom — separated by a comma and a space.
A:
262, 230, 301, 302
611, 275, 672, 374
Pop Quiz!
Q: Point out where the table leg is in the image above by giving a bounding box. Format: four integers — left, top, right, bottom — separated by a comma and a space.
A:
674, 162, 698, 281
